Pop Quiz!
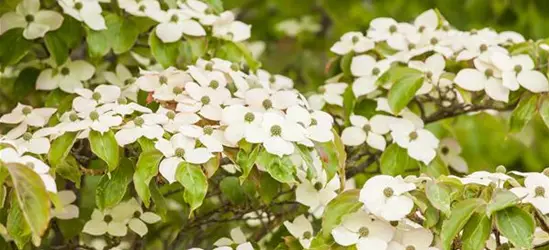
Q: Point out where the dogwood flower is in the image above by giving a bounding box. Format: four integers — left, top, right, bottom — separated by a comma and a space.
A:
221, 105, 265, 145
8, 130, 50, 155
119, 199, 161, 237
341, 115, 392, 150
284, 215, 314, 249
52, 190, 79, 220
511, 173, 549, 214
156, 9, 206, 43
491, 52, 549, 93
360, 175, 416, 221
152, 79, 187, 102
388, 228, 437, 250
0, 0, 63, 40
59, 0, 107, 30
331, 210, 395, 249
155, 133, 212, 183
245, 88, 299, 112
103, 64, 139, 101
498, 31, 525, 44
390, 118, 439, 164
36, 59, 95, 93
83, 208, 130, 236
285, 106, 334, 144
438, 138, 468, 173
461, 170, 512, 187
73, 85, 121, 115
367, 17, 419, 50
177, 82, 230, 120
307, 83, 347, 109
350, 55, 391, 97
115, 116, 165, 146
413, 9, 439, 34
296, 170, 339, 217
408, 53, 445, 95
0, 103, 56, 132
143, 107, 200, 133
212, 11, 251, 42
260, 112, 306, 156
136, 67, 192, 93
178, 0, 217, 25
255, 69, 294, 91
0, 147, 57, 192
214, 227, 254, 250
330, 32, 374, 55
118, 0, 164, 21
187, 66, 228, 90
63, 108, 122, 134
180, 125, 224, 153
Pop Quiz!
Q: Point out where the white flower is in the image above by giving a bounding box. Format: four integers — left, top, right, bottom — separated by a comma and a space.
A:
498, 31, 525, 44
260, 112, 306, 157
460, 170, 512, 187
187, 65, 228, 90
212, 11, 251, 42
0, 0, 63, 39
455, 30, 505, 61
360, 175, 416, 221
408, 53, 445, 95
59, 0, 106, 30
176, 82, 230, 121
388, 228, 437, 250
367, 18, 419, 49
8, 130, 51, 155
103, 64, 139, 101
341, 115, 392, 150
285, 106, 334, 144
36, 59, 96, 93
118, 0, 164, 21
83, 208, 130, 237
0, 103, 56, 132
214, 227, 254, 250
350, 55, 391, 97
296, 170, 339, 217
155, 9, 206, 43
101, 98, 152, 116
73, 85, 121, 115
330, 32, 374, 55
308, 83, 347, 109
155, 133, 212, 183
438, 138, 468, 173
255, 69, 294, 91
180, 125, 224, 153
221, 105, 265, 145
491, 52, 549, 93
136, 67, 192, 93
413, 9, 439, 34
143, 107, 199, 133
390, 118, 439, 164
0, 147, 57, 192
511, 173, 549, 214
151, 79, 187, 102
331, 210, 395, 249
178, 0, 217, 25
284, 215, 314, 248
245, 88, 299, 112
63, 107, 122, 134
119, 199, 161, 237
115, 116, 165, 146
52, 190, 79, 220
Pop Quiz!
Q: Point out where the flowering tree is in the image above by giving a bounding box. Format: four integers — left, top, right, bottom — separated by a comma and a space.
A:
1, 0, 549, 249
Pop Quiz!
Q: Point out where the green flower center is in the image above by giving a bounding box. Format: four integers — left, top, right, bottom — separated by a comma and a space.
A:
201, 96, 211, 105
134, 117, 145, 126
352, 36, 360, 44
170, 14, 179, 23
484, 69, 494, 77
269, 75, 276, 83
430, 37, 438, 45
270, 125, 282, 136
69, 113, 79, 122
133, 211, 141, 218
496, 165, 507, 173
138, 5, 146, 11
303, 231, 312, 239
230, 63, 240, 71
389, 25, 397, 33
426, 71, 433, 79
103, 215, 113, 223
22, 107, 32, 115
159, 75, 168, 84
262, 99, 273, 110
479, 44, 488, 52
175, 148, 186, 157
314, 182, 323, 191
173, 86, 183, 94
92, 92, 101, 101
22, 132, 32, 141
25, 14, 34, 23
441, 146, 449, 155
125, 78, 136, 85
363, 124, 371, 132
408, 43, 416, 50
205, 63, 213, 71
383, 187, 394, 197
117, 97, 128, 105
74, 2, 83, 10
514, 65, 522, 73
61, 67, 70, 76
372, 67, 380, 76
406, 246, 416, 250
166, 111, 176, 120
311, 118, 318, 126
409, 131, 418, 140
244, 112, 255, 122
418, 26, 425, 33
535, 186, 545, 197
359, 227, 369, 237
203, 126, 214, 135
89, 111, 99, 121
209, 80, 219, 89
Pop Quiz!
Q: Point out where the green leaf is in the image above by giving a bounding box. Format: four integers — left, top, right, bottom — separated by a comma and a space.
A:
425, 181, 452, 216
316, 131, 346, 181
109, 16, 140, 54
386, 67, 424, 113
133, 150, 163, 207
380, 144, 416, 176
461, 213, 491, 250
440, 198, 485, 250
340, 52, 354, 78
95, 158, 133, 210
4, 163, 51, 246
54, 15, 83, 49
495, 206, 535, 249
424, 206, 440, 228
257, 151, 295, 184
236, 145, 260, 183
423, 155, 450, 178
486, 189, 519, 216
56, 155, 82, 188
150, 182, 167, 219
13, 67, 39, 100
322, 190, 362, 238
48, 132, 77, 167
509, 94, 538, 133
0, 29, 33, 66
342, 84, 355, 126
137, 137, 156, 153
85, 27, 110, 58
539, 97, 549, 130
44, 32, 69, 66
258, 173, 279, 204
7, 197, 31, 249
232, 42, 261, 71
176, 162, 208, 213
149, 31, 180, 68
220, 176, 246, 205
89, 130, 120, 172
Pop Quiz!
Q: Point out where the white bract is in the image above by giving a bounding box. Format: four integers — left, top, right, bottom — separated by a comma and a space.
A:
0, 103, 56, 135
59, 0, 106, 30
0, 0, 63, 40
221, 105, 265, 145
388, 228, 437, 250
0, 147, 57, 193
103, 64, 139, 101
260, 112, 306, 157
52, 190, 79, 220
350, 55, 391, 97
156, 9, 206, 43
330, 32, 374, 55
438, 138, 468, 173
360, 175, 416, 221
213, 227, 254, 250
492, 52, 549, 93
511, 173, 549, 214
284, 215, 314, 248
307, 83, 347, 109
36, 60, 96, 93
212, 11, 251, 42
341, 115, 392, 150
115, 115, 165, 146
390, 118, 439, 164
331, 210, 395, 250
